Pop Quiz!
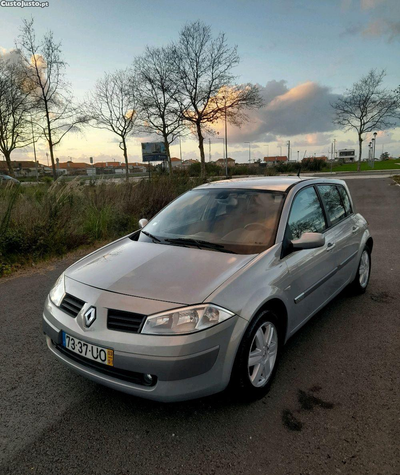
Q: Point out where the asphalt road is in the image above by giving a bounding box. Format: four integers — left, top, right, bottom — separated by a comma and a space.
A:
1, 177, 399, 475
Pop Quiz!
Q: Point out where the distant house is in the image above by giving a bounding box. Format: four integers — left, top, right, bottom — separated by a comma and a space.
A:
57, 161, 89, 175
171, 157, 182, 168
215, 157, 235, 167
264, 156, 288, 167
181, 159, 198, 168
1, 160, 45, 177
93, 161, 123, 168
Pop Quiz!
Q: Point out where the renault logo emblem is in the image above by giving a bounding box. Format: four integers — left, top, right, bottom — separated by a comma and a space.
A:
84, 307, 96, 328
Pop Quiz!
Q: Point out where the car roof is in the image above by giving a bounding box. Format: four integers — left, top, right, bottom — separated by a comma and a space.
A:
194, 176, 310, 192
194, 176, 347, 192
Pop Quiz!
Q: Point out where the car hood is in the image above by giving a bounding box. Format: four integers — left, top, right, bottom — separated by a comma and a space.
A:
66, 237, 255, 305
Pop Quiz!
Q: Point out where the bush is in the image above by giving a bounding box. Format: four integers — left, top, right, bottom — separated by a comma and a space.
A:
0, 176, 202, 276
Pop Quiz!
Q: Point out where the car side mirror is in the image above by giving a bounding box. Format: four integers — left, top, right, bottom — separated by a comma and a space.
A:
139, 218, 148, 229
291, 232, 325, 250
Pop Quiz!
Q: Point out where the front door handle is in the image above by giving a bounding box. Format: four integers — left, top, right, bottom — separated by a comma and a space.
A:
326, 242, 335, 251
352, 225, 359, 233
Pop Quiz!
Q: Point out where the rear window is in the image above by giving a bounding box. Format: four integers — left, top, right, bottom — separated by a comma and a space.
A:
317, 185, 347, 226
337, 185, 352, 215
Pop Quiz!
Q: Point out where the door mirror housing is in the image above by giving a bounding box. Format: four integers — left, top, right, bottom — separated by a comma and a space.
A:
291, 232, 325, 251
139, 218, 148, 229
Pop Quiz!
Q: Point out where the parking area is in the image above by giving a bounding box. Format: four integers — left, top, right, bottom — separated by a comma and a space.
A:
0, 177, 398, 475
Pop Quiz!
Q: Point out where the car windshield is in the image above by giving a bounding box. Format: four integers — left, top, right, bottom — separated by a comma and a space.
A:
138, 188, 285, 255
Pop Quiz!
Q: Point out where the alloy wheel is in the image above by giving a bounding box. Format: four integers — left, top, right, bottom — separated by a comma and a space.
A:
248, 322, 278, 388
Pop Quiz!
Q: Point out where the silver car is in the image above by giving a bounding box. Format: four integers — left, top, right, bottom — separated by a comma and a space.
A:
43, 177, 372, 402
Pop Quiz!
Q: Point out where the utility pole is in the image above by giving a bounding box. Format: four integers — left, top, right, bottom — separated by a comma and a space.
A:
224, 98, 228, 178
287, 140, 291, 161
179, 138, 182, 161
208, 138, 211, 162
333, 139, 336, 162
245, 142, 251, 164
279, 145, 282, 156
373, 132, 377, 167
297, 150, 299, 162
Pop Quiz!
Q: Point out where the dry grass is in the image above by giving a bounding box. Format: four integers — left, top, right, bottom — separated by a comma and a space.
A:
0, 176, 202, 277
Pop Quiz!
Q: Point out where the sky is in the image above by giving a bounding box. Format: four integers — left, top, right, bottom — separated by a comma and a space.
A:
0, 0, 399, 164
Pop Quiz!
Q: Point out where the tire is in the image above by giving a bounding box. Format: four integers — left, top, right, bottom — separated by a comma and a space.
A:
230, 310, 282, 401
349, 245, 371, 294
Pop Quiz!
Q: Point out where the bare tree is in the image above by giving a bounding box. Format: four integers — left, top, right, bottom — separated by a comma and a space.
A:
0, 56, 35, 176
17, 19, 87, 180
135, 46, 185, 174
85, 69, 139, 180
332, 69, 400, 171
172, 21, 262, 178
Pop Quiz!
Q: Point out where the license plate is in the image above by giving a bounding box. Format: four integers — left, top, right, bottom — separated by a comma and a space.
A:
62, 332, 114, 366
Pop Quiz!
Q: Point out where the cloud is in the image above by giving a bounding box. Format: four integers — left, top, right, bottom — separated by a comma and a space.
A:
211, 80, 340, 144
361, 0, 386, 10
362, 18, 400, 41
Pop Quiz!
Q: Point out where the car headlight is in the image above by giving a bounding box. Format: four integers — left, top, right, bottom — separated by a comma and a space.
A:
141, 305, 235, 335
49, 273, 65, 307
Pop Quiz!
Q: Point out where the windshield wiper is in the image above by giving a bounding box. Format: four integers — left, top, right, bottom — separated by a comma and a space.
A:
164, 237, 236, 254
141, 230, 162, 243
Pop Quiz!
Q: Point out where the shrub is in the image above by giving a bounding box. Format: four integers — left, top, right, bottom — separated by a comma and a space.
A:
0, 176, 202, 276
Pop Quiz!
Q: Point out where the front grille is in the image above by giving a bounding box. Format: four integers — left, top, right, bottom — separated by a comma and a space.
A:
55, 344, 156, 386
107, 309, 146, 333
60, 293, 85, 317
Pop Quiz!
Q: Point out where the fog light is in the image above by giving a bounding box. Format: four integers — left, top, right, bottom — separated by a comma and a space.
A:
143, 373, 154, 385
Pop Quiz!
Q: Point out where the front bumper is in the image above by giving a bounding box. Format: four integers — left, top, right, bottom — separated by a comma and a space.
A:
43, 281, 247, 402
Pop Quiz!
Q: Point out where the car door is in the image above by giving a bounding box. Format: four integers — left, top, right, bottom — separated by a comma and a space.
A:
316, 184, 359, 288
281, 185, 337, 333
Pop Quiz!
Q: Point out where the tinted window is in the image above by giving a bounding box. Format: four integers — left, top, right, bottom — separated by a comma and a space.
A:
337, 185, 352, 215
317, 185, 347, 226
287, 187, 326, 240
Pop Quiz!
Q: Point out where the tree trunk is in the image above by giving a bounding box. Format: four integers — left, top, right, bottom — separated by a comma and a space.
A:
122, 138, 129, 181
357, 134, 363, 172
164, 138, 172, 175
43, 99, 57, 181
196, 122, 206, 179
3, 150, 15, 177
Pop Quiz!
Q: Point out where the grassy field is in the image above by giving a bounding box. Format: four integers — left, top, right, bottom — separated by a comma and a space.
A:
324, 159, 400, 172
0, 176, 202, 277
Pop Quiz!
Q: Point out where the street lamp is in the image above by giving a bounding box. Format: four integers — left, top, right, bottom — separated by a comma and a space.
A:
244, 142, 251, 164
373, 132, 377, 165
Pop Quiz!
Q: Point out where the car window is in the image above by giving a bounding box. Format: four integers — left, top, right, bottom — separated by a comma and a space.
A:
317, 185, 347, 226
287, 186, 326, 240
337, 185, 352, 215
140, 189, 285, 255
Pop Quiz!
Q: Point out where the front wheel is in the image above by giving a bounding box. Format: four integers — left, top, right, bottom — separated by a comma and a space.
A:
349, 246, 371, 294
230, 310, 281, 401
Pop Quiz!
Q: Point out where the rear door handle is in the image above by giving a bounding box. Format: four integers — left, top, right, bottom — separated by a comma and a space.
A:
326, 242, 335, 251
352, 225, 359, 233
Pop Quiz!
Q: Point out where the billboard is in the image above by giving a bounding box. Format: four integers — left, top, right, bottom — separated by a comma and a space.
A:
141, 142, 168, 162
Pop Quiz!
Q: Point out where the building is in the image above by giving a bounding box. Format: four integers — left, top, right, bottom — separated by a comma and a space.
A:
181, 159, 199, 168
0, 160, 46, 177
338, 149, 355, 162
171, 157, 182, 168
215, 157, 235, 167
263, 156, 288, 166
57, 161, 89, 175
